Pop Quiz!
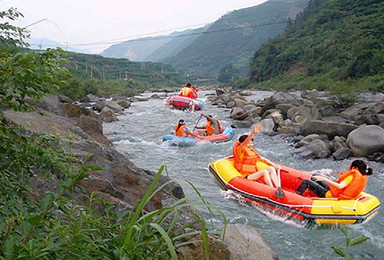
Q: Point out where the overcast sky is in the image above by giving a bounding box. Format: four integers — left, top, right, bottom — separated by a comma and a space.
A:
2, 0, 268, 53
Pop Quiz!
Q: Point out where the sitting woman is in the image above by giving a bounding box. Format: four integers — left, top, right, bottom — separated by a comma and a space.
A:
233, 124, 279, 188
296, 160, 373, 199
174, 119, 196, 137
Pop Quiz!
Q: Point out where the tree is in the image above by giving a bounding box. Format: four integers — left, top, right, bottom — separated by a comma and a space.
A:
0, 7, 68, 111
218, 63, 240, 83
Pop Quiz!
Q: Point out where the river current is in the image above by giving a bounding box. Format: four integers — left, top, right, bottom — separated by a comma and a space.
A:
103, 90, 384, 259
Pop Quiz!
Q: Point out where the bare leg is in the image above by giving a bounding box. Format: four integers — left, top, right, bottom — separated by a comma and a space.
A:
248, 170, 274, 187
266, 167, 279, 188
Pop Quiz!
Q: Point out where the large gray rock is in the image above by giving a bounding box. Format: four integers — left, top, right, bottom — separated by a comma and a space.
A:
300, 120, 358, 138
224, 224, 278, 260
261, 92, 301, 114
346, 125, 384, 157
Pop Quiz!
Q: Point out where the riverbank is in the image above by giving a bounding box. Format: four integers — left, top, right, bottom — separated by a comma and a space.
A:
208, 88, 384, 163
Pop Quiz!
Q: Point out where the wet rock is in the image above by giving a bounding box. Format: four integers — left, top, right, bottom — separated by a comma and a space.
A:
300, 120, 358, 138
223, 224, 278, 260
346, 125, 384, 157
333, 147, 352, 160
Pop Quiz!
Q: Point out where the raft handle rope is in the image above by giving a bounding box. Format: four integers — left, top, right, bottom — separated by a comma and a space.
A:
212, 159, 367, 211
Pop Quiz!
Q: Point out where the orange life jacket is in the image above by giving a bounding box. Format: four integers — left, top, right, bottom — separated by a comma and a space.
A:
205, 118, 223, 135
328, 169, 367, 200
180, 87, 193, 98
175, 124, 186, 137
233, 141, 261, 174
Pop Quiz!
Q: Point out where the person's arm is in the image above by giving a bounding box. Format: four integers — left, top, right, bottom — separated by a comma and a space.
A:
312, 175, 347, 189
238, 124, 262, 149
184, 128, 197, 137
201, 113, 213, 122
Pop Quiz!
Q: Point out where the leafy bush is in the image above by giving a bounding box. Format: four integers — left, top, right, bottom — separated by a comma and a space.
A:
332, 226, 369, 260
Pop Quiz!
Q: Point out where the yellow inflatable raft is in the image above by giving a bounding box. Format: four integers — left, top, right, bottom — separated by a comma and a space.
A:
209, 157, 381, 225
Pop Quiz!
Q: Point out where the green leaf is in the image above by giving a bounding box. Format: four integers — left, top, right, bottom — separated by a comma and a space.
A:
27, 215, 41, 226
149, 223, 177, 260
331, 246, 346, 257
3, 237, 15, 257
349, 235, 369, 247
339, 226, 348, 237
41, 193, 55, 212
21, 220, 33, 235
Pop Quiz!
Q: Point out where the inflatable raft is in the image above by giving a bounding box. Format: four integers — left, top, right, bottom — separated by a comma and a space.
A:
208, 157, 381, 225
163, 126, 235, 147
166, 96, 204, 111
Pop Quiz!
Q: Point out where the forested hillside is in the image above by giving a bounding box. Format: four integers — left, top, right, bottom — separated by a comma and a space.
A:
164, 0, 309, 77
59, 52, 184, 99
249, 0, 384, 90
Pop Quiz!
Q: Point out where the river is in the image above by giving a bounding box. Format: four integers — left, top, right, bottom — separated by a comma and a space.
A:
103, 90, 384, 259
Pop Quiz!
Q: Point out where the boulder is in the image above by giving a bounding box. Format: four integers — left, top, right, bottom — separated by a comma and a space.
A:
346, 125, 384, 157
261, 92, 301, 114
223, 224, 277, 260
259, 118, 275, 134
300, 120, 358, 138
333, 147, 352, 160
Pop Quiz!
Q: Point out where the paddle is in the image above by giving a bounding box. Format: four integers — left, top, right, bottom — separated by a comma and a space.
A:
275, 167, 285, 198
192, 113, 203, 132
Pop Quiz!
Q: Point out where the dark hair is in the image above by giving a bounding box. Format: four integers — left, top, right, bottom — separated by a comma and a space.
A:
239, 134, 248, 143
186, 83, 192, 87
350, 160, 373, 175
176, 119, 185, 131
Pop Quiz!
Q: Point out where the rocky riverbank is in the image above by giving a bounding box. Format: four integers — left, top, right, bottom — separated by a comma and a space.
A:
207, 88, 384, 162
3, 93, 278, 260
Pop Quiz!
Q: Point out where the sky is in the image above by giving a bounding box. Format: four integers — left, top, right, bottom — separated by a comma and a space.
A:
2, 0, 268, 53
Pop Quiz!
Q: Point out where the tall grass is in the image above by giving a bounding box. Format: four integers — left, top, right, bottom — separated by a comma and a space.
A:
0, 131, 226, 259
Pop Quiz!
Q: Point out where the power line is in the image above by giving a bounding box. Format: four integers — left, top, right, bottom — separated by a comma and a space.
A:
31, 19, 292, 49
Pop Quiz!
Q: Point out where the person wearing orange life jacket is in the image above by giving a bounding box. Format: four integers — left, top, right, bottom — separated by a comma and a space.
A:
174, 119, 196, 137
178, 83, 194, 98
195, 114, 223, 136
232, 124, 279, 188
295, 160, 373, 199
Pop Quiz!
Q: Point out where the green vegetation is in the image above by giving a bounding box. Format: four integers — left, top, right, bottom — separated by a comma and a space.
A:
167, 0, 309, 77
332, 226, 369, 260
1, 7, 224, 259
60, 52, 185, 100
249, 0, 384, 92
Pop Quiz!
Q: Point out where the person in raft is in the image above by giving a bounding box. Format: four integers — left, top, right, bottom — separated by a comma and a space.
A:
174, 119, 196, 137
191, 85, 198, 99
178, 83, 195, 99
233, 124, 279, 188
194, 113, 223, 136
295, 160, 373, 199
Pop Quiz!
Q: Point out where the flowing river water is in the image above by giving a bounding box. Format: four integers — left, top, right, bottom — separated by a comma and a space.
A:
103, 90, 384, 259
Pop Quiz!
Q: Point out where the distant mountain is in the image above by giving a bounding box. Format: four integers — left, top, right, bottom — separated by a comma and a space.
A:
100, 27, 209, 62
249, 0, 384, 82
27, 38, 93, 54
146, 25, 210, 62
100, 0, 309, 77
164, 0, 309, 77
100, 35, 171, 61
